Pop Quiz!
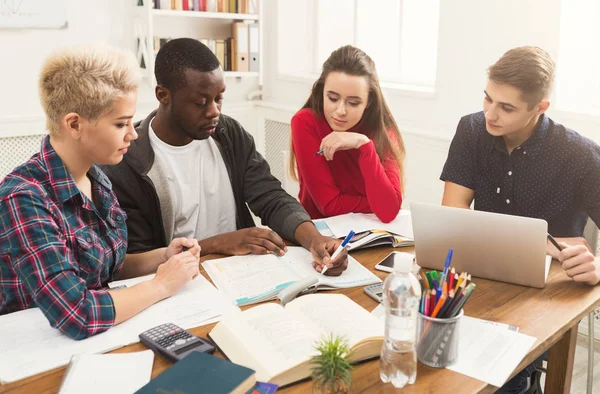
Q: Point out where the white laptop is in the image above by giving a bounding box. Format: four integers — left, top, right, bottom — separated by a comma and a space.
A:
411, 203, 552, 288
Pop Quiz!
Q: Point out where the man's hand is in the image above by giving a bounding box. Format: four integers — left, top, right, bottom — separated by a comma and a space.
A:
547, 236, 589, 260
559, 244, 600, 286
204, 228, 288, 256
308, 236, 349, 276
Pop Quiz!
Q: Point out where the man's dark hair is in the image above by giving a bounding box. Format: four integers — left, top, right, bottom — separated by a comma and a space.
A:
155, 38, 221, 91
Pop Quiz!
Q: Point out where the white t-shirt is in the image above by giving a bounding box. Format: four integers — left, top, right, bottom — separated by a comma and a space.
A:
148, 120, 237, 241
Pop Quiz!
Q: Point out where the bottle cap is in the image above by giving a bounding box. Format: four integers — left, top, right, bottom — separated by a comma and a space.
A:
393, 253, 413, 273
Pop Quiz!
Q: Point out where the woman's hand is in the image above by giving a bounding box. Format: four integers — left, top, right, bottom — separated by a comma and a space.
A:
320, 132, 370, 161
164, 237, 201, 262
153, 251, 201, 298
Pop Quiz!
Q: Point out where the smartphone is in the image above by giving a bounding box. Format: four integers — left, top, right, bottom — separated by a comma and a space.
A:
364, 283, 384, 303
374, 251, 415, 273
139, 323, 216, 363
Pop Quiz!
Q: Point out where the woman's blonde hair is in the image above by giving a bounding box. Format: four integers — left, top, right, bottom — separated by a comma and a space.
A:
39, 43, 141, 136
289, 45, 405, 189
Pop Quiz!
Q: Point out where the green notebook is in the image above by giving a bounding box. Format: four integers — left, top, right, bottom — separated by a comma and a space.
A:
135, 351, 256, 394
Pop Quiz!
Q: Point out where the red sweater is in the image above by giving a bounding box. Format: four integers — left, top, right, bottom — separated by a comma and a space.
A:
291, 108, 403, 223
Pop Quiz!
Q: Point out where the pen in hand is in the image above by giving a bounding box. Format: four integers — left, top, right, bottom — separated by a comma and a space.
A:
321, 230, 355, 275
313, 149, 324, 156
547, 233, 563, 252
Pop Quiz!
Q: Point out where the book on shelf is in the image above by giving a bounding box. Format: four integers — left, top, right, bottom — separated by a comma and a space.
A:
153, 34, 258, 73
209, 293, 383, 387
151, 0, 251, 13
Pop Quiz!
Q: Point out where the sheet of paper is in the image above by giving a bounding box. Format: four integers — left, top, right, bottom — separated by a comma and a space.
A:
447, 316, 536, 387
59, 350, 154, 394
325, 210, 414, 239
0, 274, 238, 383
203, 247, 380, 306
313, 219, 334, 237
370, 308, 533, 387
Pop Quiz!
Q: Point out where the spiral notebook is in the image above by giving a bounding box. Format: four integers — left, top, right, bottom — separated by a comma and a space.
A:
58, 350, 154, 394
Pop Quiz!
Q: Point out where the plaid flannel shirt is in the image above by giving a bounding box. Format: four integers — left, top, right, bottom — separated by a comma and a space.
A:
0, 136, 127, 339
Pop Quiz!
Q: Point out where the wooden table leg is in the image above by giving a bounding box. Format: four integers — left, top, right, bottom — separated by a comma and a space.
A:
545, 326, 578, 394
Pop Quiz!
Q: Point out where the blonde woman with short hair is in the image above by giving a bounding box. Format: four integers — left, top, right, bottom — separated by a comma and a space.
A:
0, 44, 201, 340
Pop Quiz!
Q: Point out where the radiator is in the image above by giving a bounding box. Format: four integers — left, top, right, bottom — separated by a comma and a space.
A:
263, 119, 291, 183
0, 135, 44, 180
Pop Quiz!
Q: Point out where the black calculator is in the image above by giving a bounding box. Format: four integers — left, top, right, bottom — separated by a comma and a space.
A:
139, 323, 216, 362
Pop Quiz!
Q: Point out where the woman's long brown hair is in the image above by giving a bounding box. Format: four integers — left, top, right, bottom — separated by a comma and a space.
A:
289, 45, 405, 191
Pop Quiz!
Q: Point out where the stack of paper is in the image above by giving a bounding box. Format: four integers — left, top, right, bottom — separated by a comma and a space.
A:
324, 210, 414, 239
0, 274, 238, 384
58, 350, 154, 394
370, 305, 536, 387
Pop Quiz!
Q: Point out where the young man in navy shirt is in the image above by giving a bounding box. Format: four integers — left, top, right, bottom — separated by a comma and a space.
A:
441, 46, 600, 393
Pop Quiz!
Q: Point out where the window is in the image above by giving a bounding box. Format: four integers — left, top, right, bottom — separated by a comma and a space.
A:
277, 0, 440, 89
556, 0, 600, 115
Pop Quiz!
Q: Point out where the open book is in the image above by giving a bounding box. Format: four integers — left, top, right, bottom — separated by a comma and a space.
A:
209, 294, 383, 387
314, 211, 414, 251
202, 247, 380, 306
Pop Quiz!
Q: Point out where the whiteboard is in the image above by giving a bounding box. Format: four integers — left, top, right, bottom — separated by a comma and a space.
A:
0, 0, 67, 29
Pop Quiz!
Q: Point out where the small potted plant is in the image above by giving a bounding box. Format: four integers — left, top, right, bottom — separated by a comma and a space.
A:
310, 333, 353, 394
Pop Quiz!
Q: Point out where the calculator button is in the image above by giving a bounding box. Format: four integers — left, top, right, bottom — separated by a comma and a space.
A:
175, 339, 186, 346
187, 337, 194, 342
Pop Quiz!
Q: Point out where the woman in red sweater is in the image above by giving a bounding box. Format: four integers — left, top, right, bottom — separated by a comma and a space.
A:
289, 45, 406, 223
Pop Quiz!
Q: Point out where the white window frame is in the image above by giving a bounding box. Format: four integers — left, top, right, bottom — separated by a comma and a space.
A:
276, 0, 439, 96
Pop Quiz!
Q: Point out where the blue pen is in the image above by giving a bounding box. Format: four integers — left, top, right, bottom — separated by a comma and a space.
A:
321, 230, 355, 275
440, 248, 454, 285
313, 149, 324, 156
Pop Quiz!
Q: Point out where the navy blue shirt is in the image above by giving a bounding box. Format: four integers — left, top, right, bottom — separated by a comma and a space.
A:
440, 111, 600, 237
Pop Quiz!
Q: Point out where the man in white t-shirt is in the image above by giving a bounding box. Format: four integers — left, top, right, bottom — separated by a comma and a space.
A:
104, 38, 348, 275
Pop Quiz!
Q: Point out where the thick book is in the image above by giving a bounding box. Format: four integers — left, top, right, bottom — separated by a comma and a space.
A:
136, 351, 255, 394
202, 247, 381, 306
209, 294, 383, 387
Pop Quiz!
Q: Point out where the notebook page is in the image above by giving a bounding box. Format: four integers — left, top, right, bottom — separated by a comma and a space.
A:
202, 254, 301, 305
325, 211, 414, 239
282, 247, 381, 289
285, 294, 383, 348
59, 350, 154, 394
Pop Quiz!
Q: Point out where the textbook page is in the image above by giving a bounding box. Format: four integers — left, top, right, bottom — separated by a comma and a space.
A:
325, 210, 414, 239
59, 350, 154, 394
202, 247, 380, 306
447, 316, 536, 387
0, 275, 238, 383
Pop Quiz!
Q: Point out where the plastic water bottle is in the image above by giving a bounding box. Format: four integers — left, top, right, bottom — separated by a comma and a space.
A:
380, 255, 421, 388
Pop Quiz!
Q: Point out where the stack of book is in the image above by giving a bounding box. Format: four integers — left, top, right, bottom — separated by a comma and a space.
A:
152, 0, 257, 14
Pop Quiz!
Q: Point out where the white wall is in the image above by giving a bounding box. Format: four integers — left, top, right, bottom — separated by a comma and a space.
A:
261, 0, 600, 206
0, 0, 258, 138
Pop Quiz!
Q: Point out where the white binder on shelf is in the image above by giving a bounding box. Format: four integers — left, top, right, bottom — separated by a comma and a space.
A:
232, 22, 249, 72
249, 22, 259, 72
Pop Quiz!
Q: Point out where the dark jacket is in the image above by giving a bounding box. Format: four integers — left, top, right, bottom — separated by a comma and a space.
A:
102, 110, 311, 253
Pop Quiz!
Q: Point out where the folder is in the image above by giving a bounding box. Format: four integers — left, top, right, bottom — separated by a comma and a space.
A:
215, 39, 225, 69
232, 22, 249, 72
249, 22, 259, 72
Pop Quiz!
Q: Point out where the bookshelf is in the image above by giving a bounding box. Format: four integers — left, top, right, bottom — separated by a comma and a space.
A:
133, 0, 261, 86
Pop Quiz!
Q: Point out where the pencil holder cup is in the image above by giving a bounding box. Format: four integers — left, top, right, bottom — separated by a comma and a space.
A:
416, 309, 463, 368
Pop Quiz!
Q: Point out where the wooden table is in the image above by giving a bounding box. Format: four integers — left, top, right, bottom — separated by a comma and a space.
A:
2, 246, 600, 394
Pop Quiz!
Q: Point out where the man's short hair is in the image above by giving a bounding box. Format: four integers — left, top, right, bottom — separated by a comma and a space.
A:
488, 46, 555, 109
154, 38, 221, 92
39, 44, 140, 136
